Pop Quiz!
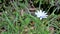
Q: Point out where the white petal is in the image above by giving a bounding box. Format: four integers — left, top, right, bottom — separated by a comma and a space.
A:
43, 11, 45, 13
40, 10, 42, 12
45, 13, 47, 14
40, 18, 42, 20
46, 15, 48, 16
35, 12, 37, 15
37, 15, 40, 17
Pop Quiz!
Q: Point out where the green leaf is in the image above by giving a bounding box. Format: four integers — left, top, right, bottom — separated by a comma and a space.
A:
24, 17, 30, 25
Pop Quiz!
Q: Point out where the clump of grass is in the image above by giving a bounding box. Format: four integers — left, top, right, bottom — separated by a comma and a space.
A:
0, 0, 60, 34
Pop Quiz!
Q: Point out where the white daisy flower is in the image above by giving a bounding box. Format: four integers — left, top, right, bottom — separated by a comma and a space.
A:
35, 10, 48, 20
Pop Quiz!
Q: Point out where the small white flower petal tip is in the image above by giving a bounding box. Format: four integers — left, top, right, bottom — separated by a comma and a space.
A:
35, 10, 48, 20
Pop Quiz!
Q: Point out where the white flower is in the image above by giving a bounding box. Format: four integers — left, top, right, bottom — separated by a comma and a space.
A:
35, 10, 48, 20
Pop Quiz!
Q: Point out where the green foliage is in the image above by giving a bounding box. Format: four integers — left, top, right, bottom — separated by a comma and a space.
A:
0, 0, 60, 34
